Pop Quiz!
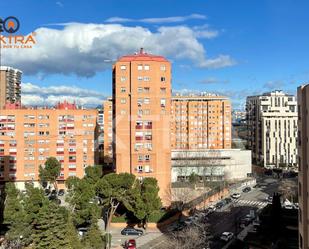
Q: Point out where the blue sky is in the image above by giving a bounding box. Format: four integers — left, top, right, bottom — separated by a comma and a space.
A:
1, 0, 309, 108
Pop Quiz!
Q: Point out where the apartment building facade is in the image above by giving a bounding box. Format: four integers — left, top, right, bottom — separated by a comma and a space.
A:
0, 66, 22, 109
103, 98, 113, 163
171, 95, 231, 150
0, 103, 98, 189
298, 84, 309, 249
112, 48, 171, 204
246, 90, 298, 168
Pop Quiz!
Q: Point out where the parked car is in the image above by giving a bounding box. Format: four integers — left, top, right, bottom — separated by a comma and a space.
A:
48, 195, 61, 204
266, 196, 273, 203
231, 193, 241, 199
121, 227, 143, 236
124, 239, 136, 249
284, 204, 294, 209
224, 197, 232, 204
58, 189, 65, 196
44, 189, 51, 196
51, 189, 57, 196
220, 232, 234, 242
77, 227, 88, 237
207, 205, 216, 213
215, 201, 225, 209
242, 187, 251, 193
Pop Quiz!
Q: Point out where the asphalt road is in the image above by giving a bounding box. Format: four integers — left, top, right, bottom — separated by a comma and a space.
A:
209, 176, 283, 249
138, 176, 294, 249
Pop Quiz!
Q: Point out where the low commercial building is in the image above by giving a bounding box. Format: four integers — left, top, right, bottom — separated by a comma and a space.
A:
171, 149, 252, 182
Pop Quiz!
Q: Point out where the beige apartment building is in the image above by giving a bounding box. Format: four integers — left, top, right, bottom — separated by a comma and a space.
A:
246, 90, 298, 168
298, 84, 309, 249
112, 48, 172, 204
0, 102, 98, 189
171, 95, 231, 150
0, 66, 22, 109
104, 95, 232, 157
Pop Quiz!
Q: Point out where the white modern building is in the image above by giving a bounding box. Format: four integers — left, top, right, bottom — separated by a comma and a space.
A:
171, 149, 252, 182
246, 90, 298, 168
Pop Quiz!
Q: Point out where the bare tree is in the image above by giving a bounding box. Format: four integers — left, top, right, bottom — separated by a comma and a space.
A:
278, 179, 297, 203
165, 222, 210, 249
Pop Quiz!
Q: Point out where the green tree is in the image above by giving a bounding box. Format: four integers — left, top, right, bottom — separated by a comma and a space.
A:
140, 178, 162, 229
82, 221, 105, 249
189, 172, 199, 188
39, 157, 61, 190
64, 215, 83, 249
95, 173, 137, 230
66, 177, 99, 226
84, 165, 102, 185
3, 183, 31, 244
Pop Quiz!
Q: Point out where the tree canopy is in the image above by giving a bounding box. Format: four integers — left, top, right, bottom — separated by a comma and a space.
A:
39, 157, 61, 190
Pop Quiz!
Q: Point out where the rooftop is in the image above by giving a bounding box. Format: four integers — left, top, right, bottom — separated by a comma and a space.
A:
117, 48, 169, 62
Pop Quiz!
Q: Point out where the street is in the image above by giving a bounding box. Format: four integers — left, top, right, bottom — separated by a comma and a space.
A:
138, 176, 285, 249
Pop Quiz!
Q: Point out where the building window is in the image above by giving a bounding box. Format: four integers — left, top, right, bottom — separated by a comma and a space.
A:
161, 77, 166, 82
120, 110, 126, 115
144, 77, 150, 82
145, 154, 150, 162
144, 98, 150, 104
121, 98, 126, 104
138, 87, 143, 93
120, 76, 126, 82
161, 99, 166, 107
160, 65, 166, 71
121, 87, 126, 93
120, 65, 126, 70
144, 87, 150, 93
138, 155, 143, 162
160, 88, 166, 94
137, 65, 143, 71
137, 165, 143, 172
137, 76, 143, 81
144, 65, 150, 70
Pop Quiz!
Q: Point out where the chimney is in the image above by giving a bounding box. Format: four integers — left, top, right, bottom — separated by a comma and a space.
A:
140, 48, 144, 54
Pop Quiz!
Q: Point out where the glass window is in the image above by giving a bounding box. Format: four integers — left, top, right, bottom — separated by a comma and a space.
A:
137, 65, 143, 70
144, 65, 150, 70
120, 65, 126, 70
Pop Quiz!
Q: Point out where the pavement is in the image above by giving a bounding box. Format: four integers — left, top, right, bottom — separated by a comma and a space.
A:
109, 226, 163, 249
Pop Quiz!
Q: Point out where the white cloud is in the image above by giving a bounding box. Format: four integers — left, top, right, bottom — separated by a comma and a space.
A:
105, 14, 207, 24
193, 24, 219, 39
56, 1, 64, 7
21, 82, 106, 107
199, 77, 229, 84
263, 80, 285, 90
2, 23, 235, 76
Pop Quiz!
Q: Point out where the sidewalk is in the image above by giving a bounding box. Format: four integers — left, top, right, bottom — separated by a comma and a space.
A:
136, 230, 163, 248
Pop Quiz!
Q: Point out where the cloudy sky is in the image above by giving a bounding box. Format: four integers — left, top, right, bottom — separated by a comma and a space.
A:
1, 0, 309, 108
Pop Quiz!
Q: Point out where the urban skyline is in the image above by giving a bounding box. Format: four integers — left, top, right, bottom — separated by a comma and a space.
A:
1, 0, 309, 109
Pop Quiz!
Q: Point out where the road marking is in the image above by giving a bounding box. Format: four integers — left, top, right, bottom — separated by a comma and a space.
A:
234, 199, 268, 208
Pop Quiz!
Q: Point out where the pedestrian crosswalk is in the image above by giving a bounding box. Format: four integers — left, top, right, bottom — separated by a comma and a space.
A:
233, 199, 268, 208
